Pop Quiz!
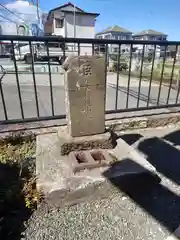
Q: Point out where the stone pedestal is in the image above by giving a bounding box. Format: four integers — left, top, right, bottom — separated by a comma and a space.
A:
63, 56, 106, 137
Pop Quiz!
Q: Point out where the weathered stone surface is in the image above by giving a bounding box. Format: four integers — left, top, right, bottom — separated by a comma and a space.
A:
58, 126, 114, 155
106, 117, 147, 131
64, 56, 106, 137
36, 132, 74, 193
36, 131, 158, 207
69, 149, 113, 173
147, 113, 180, 128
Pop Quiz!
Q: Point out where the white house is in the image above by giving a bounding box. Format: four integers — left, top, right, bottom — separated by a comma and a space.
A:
133, 29, 168, 41
0, 0, 44, 36
44, 2, 99, 55
0, 0, 45, 55
96, 25, 132, 54
44, 2, 99, 38
133, 29, 168, 53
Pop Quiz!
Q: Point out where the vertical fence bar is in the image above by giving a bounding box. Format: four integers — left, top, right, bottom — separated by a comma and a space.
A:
46, 41, 54, 116
175, 82, 180, 103
137, 44, 145, 108
62, 39, 66, 61
29, 41, 40, 118
166, 45, 178, 104
115, 44, 121, 110
11, 40, 24, 119
175, 65, 180, 103
147, 45, 156, 107
105, 44, 108, 73
78, 41, 80, 56
126, 44, 133, 109
0, 72, 7, 120
157, 45, 167, 105
105, 44, 108, 108
92, 43, 94, 55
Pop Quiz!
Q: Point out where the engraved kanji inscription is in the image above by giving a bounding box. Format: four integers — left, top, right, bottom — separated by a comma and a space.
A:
79, 63, 92, 76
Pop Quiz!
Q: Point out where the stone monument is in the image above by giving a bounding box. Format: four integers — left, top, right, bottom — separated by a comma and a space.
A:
36, 56, 153, 207
58, 55, 113, 155
63, 55, 106, 137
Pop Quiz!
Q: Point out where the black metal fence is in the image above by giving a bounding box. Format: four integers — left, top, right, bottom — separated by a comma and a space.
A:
0, 35, 180, 124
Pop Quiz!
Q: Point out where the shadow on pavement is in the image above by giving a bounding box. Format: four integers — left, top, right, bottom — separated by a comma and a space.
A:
103, 159, 180, 234
163, 129, 180, 146
0, 162, 33, 240
138, 136, 180, 185
119, 133, 143, 145
107, 83, 165, 105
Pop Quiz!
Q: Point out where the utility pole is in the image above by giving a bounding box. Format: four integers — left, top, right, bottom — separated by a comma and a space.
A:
36, 0, 40, 24
73, 3, 76, 51
29, 0, 40, 24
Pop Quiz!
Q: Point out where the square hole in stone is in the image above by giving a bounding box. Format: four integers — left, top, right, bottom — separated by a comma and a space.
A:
91, 151, 105, 161
75, 152, 87, 163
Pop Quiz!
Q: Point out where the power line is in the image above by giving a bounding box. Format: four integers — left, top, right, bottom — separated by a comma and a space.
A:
0, 13, 17, 24
0, 3, 28, 24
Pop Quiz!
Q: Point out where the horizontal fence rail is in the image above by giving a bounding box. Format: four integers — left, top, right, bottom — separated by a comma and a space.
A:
0, 35, 180, 124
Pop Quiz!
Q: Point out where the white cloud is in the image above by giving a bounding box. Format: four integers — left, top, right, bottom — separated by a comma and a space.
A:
1, 0, 44, 25
0, 0, 46, 35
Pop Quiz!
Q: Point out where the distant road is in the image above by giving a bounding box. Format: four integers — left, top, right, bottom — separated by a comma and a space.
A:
0, 73, 178, 121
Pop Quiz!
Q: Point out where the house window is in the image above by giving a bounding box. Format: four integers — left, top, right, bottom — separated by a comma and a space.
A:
97, 35, 103, 39
113, 47, 118, 53
113, 35, 118, 40
156, 36, 163, 41
55, 18, 64, 28
104, 34, 111, 39
18, 25, 26, 36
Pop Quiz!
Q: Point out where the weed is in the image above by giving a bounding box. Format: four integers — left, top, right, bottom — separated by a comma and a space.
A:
0, 132, 42, 238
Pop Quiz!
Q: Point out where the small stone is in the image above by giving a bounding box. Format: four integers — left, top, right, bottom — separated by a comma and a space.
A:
122, 196, 127, 201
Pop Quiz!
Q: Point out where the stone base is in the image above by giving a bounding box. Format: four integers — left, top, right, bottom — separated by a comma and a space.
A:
58, 127, 115, 155
36, 131, 158, 207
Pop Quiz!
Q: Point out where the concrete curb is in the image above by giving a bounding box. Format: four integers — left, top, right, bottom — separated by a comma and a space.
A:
2, 64, 63, 74
36, 132, 159, 207
106, 112, 180, 132
1, 112, 180, 136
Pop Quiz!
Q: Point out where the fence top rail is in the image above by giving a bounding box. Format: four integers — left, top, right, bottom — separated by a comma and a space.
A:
0, 35, 180, 46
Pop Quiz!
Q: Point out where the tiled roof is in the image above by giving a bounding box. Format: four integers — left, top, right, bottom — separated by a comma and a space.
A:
133, 29, 167, 36
48, 2, 99, 19
49, 2, 85, 13
96, 25, 132, 35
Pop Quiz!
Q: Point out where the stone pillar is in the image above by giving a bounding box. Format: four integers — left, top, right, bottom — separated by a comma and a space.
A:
63, 56, 106, 137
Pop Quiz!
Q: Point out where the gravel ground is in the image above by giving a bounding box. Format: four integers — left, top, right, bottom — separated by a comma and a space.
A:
22, 172, 180, 240
22, 126, 180, 240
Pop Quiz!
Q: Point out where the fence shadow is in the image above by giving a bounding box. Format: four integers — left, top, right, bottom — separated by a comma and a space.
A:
163, 129, 180, 146
0, 162, 33, 240
119, 133, 143, 145
103, 159, 180, 234
138, 136, 180, 185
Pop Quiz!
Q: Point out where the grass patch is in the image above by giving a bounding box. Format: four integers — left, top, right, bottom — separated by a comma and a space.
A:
116, 69, 178, 83
0, 132, 42, 239
164, 64, 180, 70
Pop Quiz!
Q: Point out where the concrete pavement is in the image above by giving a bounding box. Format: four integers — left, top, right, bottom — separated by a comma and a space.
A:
23, 126, 180, 240
0, 72, 179, 121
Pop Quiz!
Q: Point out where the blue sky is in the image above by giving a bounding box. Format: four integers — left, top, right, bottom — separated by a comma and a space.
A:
2, 0, 180, 40
41, 0, 180, 40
